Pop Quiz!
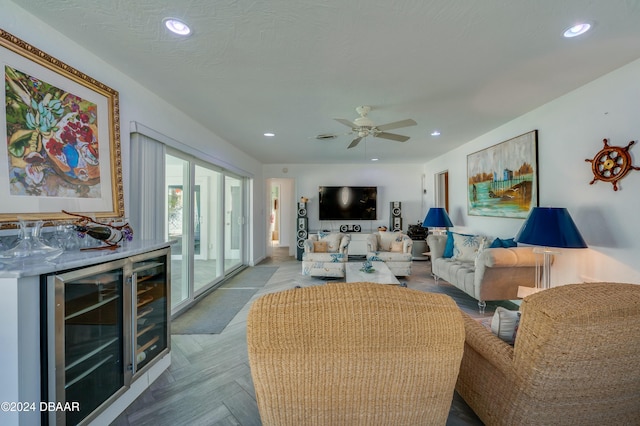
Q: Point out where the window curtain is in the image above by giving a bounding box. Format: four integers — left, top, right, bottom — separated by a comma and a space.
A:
130, 132, 165, 241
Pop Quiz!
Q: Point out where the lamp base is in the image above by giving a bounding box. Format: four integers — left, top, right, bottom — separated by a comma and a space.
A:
532, 247, 561, 290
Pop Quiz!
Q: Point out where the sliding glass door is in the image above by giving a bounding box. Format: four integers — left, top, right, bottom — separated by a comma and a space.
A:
166, 154, 191, 308
224, 175, 243, 273
166, 149, 246, 313
194, 165, 222, 294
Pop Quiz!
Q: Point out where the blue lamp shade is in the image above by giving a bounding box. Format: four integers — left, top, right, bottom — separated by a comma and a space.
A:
422, 207, 453, 228
515, 207, 587, 248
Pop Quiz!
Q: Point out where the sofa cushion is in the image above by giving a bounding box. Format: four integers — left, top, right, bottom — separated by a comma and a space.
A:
490, 307, 520, 344
452, 233, 485, 262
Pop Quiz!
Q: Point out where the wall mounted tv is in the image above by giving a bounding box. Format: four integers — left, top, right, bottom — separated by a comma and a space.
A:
318, 186, 377, 220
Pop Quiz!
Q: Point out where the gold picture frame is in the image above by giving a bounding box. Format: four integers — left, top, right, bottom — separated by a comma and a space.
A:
0, 28, 123, 223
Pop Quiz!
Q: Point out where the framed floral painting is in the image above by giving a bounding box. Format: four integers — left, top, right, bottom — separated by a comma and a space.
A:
0, 28, 123, 223
467, 130, 539, 218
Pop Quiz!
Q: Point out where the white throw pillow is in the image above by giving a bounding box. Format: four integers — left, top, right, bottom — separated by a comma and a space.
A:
490, 307, 520, 344
452, 233, 484, 262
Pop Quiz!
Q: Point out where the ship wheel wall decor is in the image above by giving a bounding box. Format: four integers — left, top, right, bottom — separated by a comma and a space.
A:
585, 138, 640, 191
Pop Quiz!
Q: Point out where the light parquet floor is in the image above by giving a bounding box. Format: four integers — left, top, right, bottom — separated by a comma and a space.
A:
113, 248, 496, 426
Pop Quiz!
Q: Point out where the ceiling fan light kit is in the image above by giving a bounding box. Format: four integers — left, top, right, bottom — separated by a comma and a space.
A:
331, 106, 417, 149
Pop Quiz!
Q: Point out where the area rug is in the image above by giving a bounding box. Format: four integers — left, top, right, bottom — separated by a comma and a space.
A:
171, 266, 278, 334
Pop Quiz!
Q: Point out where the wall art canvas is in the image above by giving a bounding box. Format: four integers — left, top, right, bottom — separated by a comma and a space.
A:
0, 28, 123, 223
467, 130, 538, 218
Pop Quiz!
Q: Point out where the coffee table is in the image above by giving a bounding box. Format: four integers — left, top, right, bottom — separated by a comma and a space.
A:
345, 261, 400, 285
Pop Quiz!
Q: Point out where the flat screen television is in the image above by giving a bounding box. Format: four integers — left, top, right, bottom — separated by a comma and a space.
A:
318, 186, 377, 220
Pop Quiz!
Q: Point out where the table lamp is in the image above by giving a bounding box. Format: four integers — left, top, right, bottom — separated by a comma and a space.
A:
515, 207, 587, 292
422, 207, 453, 235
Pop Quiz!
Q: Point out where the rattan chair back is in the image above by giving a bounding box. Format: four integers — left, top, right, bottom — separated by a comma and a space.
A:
247, 282, 465, 426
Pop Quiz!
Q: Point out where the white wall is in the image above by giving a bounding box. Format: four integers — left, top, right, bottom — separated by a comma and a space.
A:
1, 0, 267, 264
423, 57, 640, 286
263, 164, 426, 245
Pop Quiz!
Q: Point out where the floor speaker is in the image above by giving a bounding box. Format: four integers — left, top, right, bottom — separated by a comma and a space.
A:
296, 202, 308, 260
390, 202, 402, 231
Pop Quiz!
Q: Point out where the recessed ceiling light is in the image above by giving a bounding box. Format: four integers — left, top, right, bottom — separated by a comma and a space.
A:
563, 23, 591, 38
264, 132, 275, 137
431, 130, 441, 136
164, 18, 191, 36
371, 158, 379, 162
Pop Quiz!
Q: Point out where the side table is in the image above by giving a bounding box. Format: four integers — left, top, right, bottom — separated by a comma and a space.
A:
411, 239, 429, 260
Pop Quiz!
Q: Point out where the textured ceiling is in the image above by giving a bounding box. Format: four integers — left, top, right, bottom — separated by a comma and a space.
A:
11, 0, 640, 164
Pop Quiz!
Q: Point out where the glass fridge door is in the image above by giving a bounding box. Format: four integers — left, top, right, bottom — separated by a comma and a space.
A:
48, 259, 127, 425
131, 249, 169, 374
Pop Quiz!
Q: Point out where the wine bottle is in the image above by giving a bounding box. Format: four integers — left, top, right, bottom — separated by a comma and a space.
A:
75, 225, 123, 244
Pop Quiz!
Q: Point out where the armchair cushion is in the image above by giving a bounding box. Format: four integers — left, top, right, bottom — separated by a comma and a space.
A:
390, 240, 403, 252
318, 232, 342, 252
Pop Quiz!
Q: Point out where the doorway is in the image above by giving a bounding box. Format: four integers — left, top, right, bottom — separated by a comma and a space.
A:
435, 170, 449, 211
266, 178, 295, 258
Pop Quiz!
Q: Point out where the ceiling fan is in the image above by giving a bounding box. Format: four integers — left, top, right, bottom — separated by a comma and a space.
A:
332, 106, 417, 149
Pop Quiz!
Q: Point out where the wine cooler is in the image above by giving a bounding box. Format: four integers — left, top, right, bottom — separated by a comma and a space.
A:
42, 248, 170, 425
130, 251, 169, 374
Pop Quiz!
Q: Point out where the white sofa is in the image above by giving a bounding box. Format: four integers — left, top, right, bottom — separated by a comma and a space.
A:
366, 231, 413, 276
427, 233, 540, 312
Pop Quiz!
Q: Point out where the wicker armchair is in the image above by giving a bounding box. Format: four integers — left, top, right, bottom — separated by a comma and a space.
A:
247, 282, 465, 426
456, 282, 640, 426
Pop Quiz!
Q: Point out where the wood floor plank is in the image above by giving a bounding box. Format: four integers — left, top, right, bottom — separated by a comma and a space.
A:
222, 387, 261, 426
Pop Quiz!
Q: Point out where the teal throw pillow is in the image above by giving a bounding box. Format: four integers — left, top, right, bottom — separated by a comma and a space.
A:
489, 238, 503, 248
443, 231, 455, 258
501, 238, 517, 247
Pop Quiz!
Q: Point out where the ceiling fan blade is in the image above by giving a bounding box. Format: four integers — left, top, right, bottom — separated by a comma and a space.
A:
375, 118, 417, 132
335, 118, 357, 129
347, 137, 363, 149
376, 132, 410, 142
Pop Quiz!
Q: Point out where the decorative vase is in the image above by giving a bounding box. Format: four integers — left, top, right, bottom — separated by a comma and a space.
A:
360, 260, 374, 273
0, 219, 64, 265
